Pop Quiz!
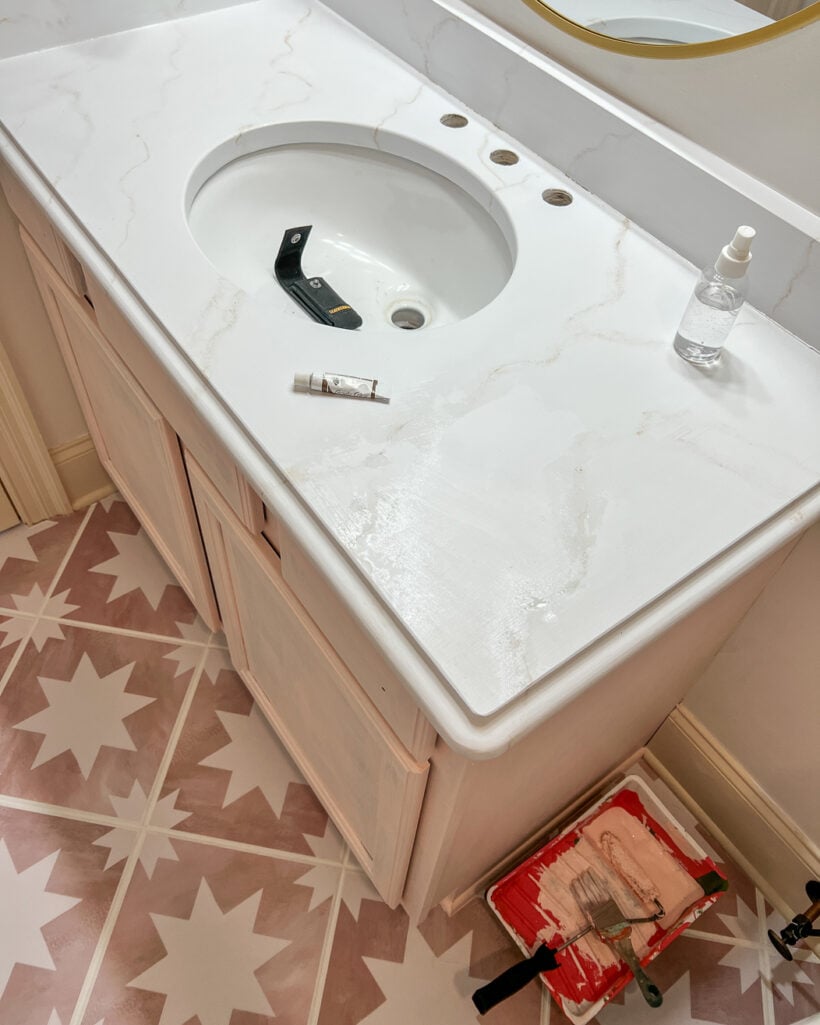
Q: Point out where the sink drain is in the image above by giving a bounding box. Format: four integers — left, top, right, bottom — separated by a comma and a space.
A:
391, 307, 426, 330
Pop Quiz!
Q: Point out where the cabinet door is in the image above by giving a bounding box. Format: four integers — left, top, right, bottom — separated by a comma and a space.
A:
22, 230, 219, 630
187, 454, 429, 907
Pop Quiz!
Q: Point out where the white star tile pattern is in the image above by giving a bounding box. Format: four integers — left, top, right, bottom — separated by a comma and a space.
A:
94, 783, 191, 877
0, 614, 28, 649
591, 973, 716, 1025
91, 530, 176, 611
0, 512, 87, 612
0, 496, 815, 1025
8, 582, 49, 616
0, 839, 82, 995
4, 588, 80, 651
199, 704, 303, 816
0, 520, 54, 572
53, 498, 201, 639
128, 880, 290, 1025
362, 929, 485, 1025
162, 641, 203, 679
293, 861, 343, 913
15, 653, 155, 778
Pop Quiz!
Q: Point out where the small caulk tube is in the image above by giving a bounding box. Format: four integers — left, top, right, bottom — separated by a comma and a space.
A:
293, 371, 389, 403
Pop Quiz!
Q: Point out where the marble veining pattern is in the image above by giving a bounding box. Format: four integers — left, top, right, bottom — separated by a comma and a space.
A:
0, 0, 818, 737
0, 0, 255, 59
323, 0, 820, 349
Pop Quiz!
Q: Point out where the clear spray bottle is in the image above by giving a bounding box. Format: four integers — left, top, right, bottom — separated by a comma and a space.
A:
673, 225, 756, 367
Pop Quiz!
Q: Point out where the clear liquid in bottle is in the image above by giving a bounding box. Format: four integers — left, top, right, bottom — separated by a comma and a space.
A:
673, 267, 746, 367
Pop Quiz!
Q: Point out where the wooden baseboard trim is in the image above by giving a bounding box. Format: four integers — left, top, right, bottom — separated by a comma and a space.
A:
0, 339, 71, 522
647, 706, 819, 919
442, 749, 647, 916
50, 434, 113, 510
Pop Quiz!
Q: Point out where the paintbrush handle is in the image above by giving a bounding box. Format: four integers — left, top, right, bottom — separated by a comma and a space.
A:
614, 937, 663, 1008
472, 943, 560, 1015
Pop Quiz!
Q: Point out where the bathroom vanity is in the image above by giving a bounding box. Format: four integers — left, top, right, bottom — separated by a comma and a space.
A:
1, 0, 818, 918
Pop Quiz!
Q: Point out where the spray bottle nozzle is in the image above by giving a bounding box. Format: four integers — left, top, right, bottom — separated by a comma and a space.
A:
716, 224, 756, 278
727, 225, 756, 260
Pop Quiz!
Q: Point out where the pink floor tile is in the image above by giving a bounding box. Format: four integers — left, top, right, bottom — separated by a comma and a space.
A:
53, 499, 201, 639
157, 658, 343, 860
0, 512, 86, 612
771, 953, 820, 1025
81, 836, 338, 1025
318, 875, 542, 1025
544, 933, 766, 1025
0, 625, 193, 815
0, 805, 132, 1025
1, 499, 815, 1025
0, 615, 24, 681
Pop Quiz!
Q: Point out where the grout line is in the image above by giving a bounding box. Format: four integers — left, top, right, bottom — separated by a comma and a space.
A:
790, 947, 819, 964
0, 792, 134, 830
0, 616, 39, 698
139, 642, 210, 827
0, 607, 36, 619
756, 887, 776, 1025
69, 831, 147, 1025
684, 927, 762, 949
44, 505, 95, 604
33, 613, 213, 648
147, 822, 348, 869
540, 987, 552, 1025
306, 853, 348, 1025
0, 505, 94, 699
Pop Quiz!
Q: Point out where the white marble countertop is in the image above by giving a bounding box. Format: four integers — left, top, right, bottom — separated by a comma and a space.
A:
1, 0, 818, 756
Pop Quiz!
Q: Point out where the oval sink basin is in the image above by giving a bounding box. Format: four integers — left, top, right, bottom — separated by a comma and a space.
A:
188, 139, 514, 332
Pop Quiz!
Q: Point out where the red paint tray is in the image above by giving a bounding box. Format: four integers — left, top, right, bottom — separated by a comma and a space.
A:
486, 775, 727, 1023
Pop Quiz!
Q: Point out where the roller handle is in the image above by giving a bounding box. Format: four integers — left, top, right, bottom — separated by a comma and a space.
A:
472, 944, 560, 1015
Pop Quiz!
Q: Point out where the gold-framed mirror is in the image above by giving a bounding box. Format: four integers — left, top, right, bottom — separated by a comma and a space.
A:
520, 0, 819, 56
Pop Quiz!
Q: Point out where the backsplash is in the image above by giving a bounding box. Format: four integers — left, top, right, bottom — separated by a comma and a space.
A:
322, 0, 820, 350
0, 0, 254, 59
0, 0, 816, 348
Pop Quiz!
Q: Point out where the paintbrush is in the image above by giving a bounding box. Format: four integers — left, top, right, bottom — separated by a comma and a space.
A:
571, 870, 664, 1008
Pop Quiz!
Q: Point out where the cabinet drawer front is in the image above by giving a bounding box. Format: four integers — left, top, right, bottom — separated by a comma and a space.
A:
189, 457, 428, 906
22, 231, 219, 630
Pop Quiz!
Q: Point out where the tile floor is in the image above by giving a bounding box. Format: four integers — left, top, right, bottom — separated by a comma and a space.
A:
0, 497, 817, 1025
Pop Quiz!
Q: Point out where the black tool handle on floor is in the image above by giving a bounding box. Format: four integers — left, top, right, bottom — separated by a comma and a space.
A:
472, 944, 560, 1015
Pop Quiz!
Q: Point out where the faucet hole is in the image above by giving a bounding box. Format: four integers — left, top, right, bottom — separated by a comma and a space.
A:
490, 149, 519, 166
542, 188, 573, 206
440, 113, 469, 128
391, 306, 426, 330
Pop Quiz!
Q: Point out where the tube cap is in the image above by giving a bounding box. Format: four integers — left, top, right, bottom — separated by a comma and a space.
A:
715, 225, 755, 278
293, 372, 313, 391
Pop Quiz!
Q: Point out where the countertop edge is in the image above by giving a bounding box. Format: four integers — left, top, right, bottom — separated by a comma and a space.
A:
4, 129, 817, 760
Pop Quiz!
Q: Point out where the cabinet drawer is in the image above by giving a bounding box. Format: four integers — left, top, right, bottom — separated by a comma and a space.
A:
188, 455, 429, 906
85, 272, 264, 534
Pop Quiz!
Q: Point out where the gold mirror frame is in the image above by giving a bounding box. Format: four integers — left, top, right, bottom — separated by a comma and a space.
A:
520, 0, 820, 57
